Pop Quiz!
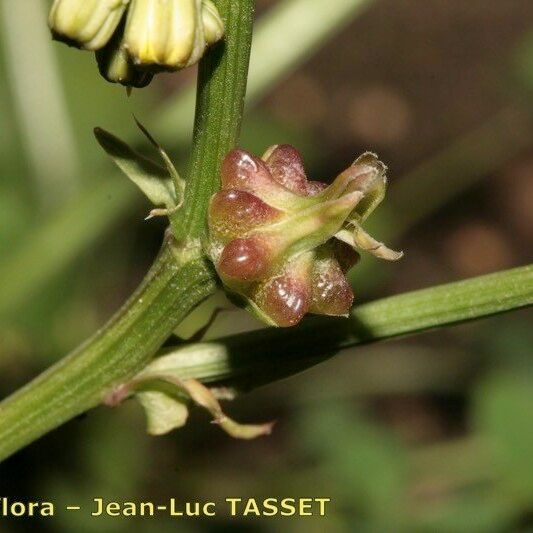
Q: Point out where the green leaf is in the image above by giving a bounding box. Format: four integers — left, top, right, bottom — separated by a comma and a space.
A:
137, 347, 227, 381
94, 127, 177, 209
136, 391, 189, 436
129, 265, 533, 394
134, 117, 185, 206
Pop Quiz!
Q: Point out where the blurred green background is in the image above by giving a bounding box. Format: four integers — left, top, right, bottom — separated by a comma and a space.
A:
0, 0, 532, 531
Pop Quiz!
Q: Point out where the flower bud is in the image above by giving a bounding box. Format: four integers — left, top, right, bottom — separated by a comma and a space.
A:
96, 23, 153, 88
252, 253, 314, 327
124, 0, 224, 71
220, 149, 316, 210
309, 245, 354, 317
218, 235, 276, 283
49, 0, 129, 51
209, 189, 283, 240
208, 145, 403, 327
262, 144, 310, 196
202, 0, 224, 45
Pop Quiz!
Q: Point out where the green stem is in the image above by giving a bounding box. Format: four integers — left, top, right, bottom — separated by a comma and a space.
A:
0, 236, 216, 461
0, 0, 256, 461
148, 264, 533, 390
171, 0, 255, 239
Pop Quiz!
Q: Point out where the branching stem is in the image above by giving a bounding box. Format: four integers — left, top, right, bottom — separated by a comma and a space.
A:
171, 0, 255, 240
0, 0, 256, 462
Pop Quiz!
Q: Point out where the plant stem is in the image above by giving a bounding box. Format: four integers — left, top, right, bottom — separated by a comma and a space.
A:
0, 236, 216, 461
148, 264, 533, 390
0, 0, 256, 461
171, 0, 255, 240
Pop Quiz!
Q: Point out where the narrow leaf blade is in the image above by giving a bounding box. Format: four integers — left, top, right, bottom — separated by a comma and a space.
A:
94, 127, 177, 209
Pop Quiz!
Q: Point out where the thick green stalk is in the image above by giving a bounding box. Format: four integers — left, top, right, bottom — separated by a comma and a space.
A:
148, 264, 533, 390
0, 0, 255, 461
171, 0, 254, 239
0, 237, 216, 461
